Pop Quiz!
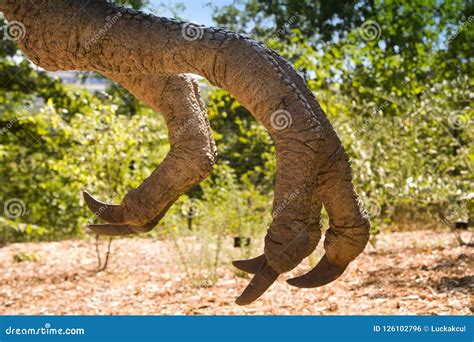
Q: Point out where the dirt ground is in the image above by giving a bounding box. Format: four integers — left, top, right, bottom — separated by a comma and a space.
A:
1, 229, 472, 315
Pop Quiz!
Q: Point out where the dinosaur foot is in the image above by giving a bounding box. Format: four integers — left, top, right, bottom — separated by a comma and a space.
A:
84, 189, 162, 236
86, 220, 158, 236
83, 190, 125, 224
232, 254, 266, 274
286, 254, 347, 288
235, 258, 279, 306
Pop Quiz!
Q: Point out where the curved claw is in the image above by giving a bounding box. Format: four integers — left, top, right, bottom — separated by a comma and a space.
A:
232, 254, 266, 274
83, 190, 125, 224
286, 254, 347, 288
86, 218, 158, 236
235, 260, 279, 305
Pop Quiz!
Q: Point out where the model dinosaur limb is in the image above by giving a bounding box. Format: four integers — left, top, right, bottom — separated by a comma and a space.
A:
1, 0, 370, 305
85, 73, 216, 231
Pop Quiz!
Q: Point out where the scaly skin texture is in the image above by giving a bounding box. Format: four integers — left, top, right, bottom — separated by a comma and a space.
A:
0, 0, 370, 305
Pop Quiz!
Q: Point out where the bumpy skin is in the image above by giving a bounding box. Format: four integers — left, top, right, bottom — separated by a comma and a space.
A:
0, 0, 370, 304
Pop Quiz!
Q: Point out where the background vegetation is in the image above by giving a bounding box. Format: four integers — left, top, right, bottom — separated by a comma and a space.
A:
0, 0, 472, 259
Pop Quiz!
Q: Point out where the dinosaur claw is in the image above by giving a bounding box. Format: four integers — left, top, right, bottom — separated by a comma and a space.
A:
83, 190, 124, 224
86, 218, 158, 236
286, 254, 347, 288
232, 254, 266, 274
235, 260, 279, 305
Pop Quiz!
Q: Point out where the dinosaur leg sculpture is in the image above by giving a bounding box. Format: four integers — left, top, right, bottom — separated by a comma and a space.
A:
233, 192, 322, 274
85, 73, 216, 233
264, 49, 370, 287
1, 0, 369, 304
234, 190, 324, 305
233, 49, 326, 275
232, 47, 370, 291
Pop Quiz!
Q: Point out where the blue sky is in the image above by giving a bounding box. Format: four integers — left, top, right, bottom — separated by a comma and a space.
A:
149, 0, 234, 26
